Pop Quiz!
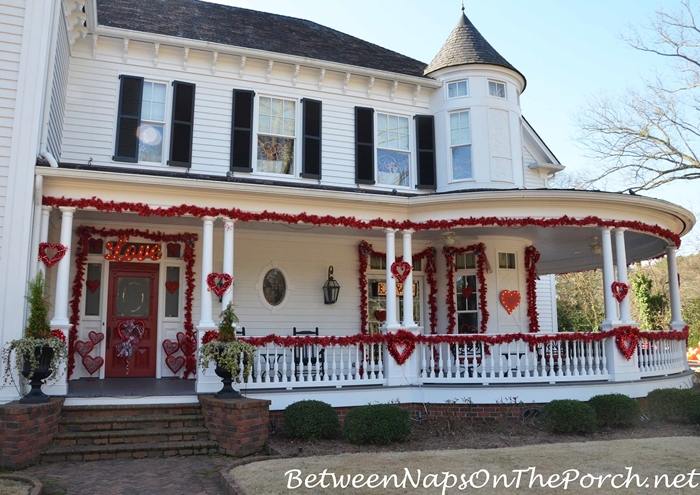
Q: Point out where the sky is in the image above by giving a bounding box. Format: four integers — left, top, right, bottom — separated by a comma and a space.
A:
207, 0, 699, 253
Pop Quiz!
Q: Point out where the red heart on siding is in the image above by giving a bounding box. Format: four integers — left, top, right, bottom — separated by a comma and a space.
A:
82, 355, 104, 375
88, 331, 104, 345
499, 290, 521, 315
166, 355, 185, 374
162, 339, 180, 356
75, 340, 94, 357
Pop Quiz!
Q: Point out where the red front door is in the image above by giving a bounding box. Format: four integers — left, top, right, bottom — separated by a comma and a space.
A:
106, 263, 159, 378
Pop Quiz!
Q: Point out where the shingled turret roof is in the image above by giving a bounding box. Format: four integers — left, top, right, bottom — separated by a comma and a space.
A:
95, 0, 429, 78
425, 12, 525, 85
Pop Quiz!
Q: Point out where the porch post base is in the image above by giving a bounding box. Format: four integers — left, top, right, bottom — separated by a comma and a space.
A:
604, 337, 641, 382
382, 327, 421, 387
43, 324, 70, 397
670, 321, 687, 331
195, 326, 221, 394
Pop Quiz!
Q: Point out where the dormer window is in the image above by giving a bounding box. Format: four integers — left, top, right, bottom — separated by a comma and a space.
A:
447, 80, 469, 98
449, 110, 472, 181
488, 80, 506, 98
376, 112, 410, 187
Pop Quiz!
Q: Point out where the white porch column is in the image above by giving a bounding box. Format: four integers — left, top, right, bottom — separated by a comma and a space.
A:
600, 227, 618, 330
384, 229, 399, 330
50, 207, 75, 327
614, 228, 634, 325
401, 230, 416, 328
198, 216, 216, 329
666, 245, 686, 330
221, 218, 235, 308
37, 206, 51, 277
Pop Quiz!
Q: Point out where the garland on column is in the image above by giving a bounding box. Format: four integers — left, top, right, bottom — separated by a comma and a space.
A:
443, 244, 490, 334
524, 245, 541, 333
357, 241, 437, 334
68, 226, 198, 378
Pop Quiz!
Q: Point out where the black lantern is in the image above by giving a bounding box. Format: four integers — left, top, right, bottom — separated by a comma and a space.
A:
322, 266, 340, 304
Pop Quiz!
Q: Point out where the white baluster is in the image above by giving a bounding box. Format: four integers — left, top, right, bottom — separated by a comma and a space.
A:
601, 340, 608, 375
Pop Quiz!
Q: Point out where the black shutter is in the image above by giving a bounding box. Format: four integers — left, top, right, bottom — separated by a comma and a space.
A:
301, 98, 322, 179
415, 115, 436, 189
230, 89, 255, 172
113, 75, 143, 162
355, 106, 375, 184
168, 81, 196, 167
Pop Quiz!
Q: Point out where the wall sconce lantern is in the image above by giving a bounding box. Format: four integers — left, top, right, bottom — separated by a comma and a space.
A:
322, 266, 340, 304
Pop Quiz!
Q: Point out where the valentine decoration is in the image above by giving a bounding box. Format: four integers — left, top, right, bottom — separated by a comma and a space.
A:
202, 330, 219, 345
385, 330, 416, 365
82, 355, 104, 376
115, 319, 145, 375
74, 340, 94, 357
86, 280, 100, 293
167, 243, 181, 257
500, 290, 521, 315
165, 280, 179, 294
390, 261, 412, 283
38, 242, 67, 268
462, 286, 474, 299
207, 273, 233, 298
166, 355, 185, 374
612, 282, 629, 303
177, 332, 197, 357
374, 310, 387, 322
50, 329, 66, 343
162, 339, 180, 356
105, 235, 162, 262
615, 327, 638, 361
88, 331, 104, 345
444, 244, 490, 333
524, 246, 541, 333
88, 238, 103, 252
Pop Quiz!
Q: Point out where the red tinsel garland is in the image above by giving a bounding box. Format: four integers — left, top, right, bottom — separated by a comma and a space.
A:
524, 246, 541, 333
43, 196, 682, 247
68, 226, 198, 378
443, 244, 489, 334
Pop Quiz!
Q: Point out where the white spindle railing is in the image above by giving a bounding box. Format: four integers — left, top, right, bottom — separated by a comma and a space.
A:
637, 337, 687, 377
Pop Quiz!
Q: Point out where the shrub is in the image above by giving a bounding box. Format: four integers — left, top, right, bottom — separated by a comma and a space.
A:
541, 399, 596, 434
647, 388, 687, 422
283, 400, 339, 440
343, 404, 411, 444
588, 394, 642, 428
684, 389, 700, 424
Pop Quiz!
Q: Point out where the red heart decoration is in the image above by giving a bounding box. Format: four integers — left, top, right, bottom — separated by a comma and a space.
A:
499, 290, 521, 315
167, 243, 181, 257
162, 339, 180, 356
75, 340, 94, 357
374, 310, 387, 322
390, 261, 412, 284
611, 282, 629, 303
177, 332, 196, 356
82, 355, 104, 375
462, 286, 474, 299
166, 355, 185, 374
386, 331, 416, 365
165, 281, 179, 294
88, 331, 104, 345
86, 280, 100, 293
206, 273, 232, 297
118, 320, 145, 342
38, 242, 67, 268
615, 331, 638, 360
88, 238, 103, 252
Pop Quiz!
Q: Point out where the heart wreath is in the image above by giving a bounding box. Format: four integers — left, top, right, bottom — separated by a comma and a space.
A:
74, 340, 94, 357
206, 273, 233, 298
386, 330, 416, 365
165, 281, 179, 294
390, 261, 412, 284
116, 319, 145, 375
82, 355, 104, 376
499, 290, 521, 315
86, 280, 100, 293
162, 339, 180, 356
462, 286, 474, 299
615, 328, 638, 360
88, 331, 104, 345
177, 332, 197, 356
374, 310, 387, 322
611, 282, 629, 303
38, 242, 67, 268
166, 355, 186, 374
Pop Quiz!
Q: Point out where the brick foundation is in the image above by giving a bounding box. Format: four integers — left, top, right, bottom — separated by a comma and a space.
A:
0, 398, 64, 469
199, 395, 271, 457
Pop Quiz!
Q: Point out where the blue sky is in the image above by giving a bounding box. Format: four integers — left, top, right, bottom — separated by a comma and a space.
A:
208, 0, 699, 252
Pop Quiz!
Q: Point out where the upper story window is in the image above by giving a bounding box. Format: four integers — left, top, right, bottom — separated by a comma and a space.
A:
498, 252, 516, 270
488, 80, 506, 98
447, 80, 469, 98
139, 82, 167, 163
449, 110, 472, 181
376, 112, 410, 187
257, 97, 296, 175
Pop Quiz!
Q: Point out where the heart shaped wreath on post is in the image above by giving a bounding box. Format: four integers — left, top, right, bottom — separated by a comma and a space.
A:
116, 319, 145, 375
615, 327, 638, 360
206, 273, 233, 299
390, 261, 412, 284
38, 242, 67, 268
386, 330, 416, 365
611, 282, 629, 303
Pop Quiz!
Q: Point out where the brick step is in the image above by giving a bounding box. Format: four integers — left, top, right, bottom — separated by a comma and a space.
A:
59, 404, 202, 420
52, 426, 211, 447
41, 439, 219, 463
58, 414, 205, 433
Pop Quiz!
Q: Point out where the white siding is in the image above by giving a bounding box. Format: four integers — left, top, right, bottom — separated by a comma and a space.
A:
535, 274, 557, 333
523, 146, 546, 188
46, 8, 69, 159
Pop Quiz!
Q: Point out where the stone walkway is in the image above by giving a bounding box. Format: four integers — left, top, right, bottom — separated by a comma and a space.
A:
16, 455, 233, 495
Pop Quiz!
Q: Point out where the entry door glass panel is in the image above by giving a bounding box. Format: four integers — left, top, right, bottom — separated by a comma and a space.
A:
117, 277, 151, 317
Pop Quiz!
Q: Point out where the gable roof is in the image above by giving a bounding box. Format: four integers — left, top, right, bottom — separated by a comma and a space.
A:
95, 0, 429, 78
425, 12, 525, 86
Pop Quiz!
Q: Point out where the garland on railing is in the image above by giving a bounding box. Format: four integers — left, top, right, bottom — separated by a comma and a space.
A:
43, 196, 682, 247
524, 245, 541, 333
68, 226, 198, 378
443, 244, 490, 334
358, 241, 437, 334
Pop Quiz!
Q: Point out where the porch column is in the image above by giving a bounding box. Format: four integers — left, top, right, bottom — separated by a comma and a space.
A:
198, 216, 215, 329
666, 245, 686, 330
600, 227, 618, 330
37, 206, 51, 277
384, 229, 399, 330
221, 218, 235, 308
50, 207, 75, 327
401, 230, 416, 328
613, 228, 634, 325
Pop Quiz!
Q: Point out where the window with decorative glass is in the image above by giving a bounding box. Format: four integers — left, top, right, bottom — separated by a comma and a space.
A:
450, 110, 472, 181
367, 279, 421, 334
376, 113, 410, 187
257, 97, 296, 175
447, 80, 469, 98
139, 81, 167, 163
498, 252, 516, 270
488, 80, 506, 98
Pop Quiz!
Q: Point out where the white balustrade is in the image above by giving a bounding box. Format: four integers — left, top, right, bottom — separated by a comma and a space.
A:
637, 337, 687, 377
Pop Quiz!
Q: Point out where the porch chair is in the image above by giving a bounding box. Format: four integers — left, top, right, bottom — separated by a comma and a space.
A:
293, 327, 325, 381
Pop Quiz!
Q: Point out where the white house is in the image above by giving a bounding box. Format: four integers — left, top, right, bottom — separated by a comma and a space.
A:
0, 0, 694, 409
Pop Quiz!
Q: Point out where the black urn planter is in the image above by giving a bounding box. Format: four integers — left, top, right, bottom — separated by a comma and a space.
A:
214, 365, 242, 399
20, 345, 54, 404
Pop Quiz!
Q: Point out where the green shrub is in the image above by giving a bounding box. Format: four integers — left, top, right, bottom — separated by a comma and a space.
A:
684, 390, 700, 424
343, 404, 411, 444
588, 394, 642, 428
284, 400, 339, 440
647, 388, 687, 422
541, 399, 597, 434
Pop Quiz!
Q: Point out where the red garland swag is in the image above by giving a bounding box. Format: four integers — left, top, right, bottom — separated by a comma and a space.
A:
68, 226, 198, 379
443, 244, 490, 334
43, 196, 682, 247
524, 246, 541, 333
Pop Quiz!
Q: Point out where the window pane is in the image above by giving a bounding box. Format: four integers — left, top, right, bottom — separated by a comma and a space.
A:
152, 83, 166, 103
142, 82, 152, 102
271, 98, 283, 117
387, 130, 398, 149
165, 266, 180, 318
398, 116, 408, 134
465, 253, 476, 269
489, 81, 505, 98
116, 276, 151, 317
283, 100, 295, 118
259, 97, 271, 116
448, 83, 457, 98
458, 81, 467, 95
85, 263, 102, 316
141, 101, 152, 120
458, 312, 478, 334
377, 149, 409, 186
271, 115, 283, 135
283, 119, 295, 136
263, 269, 286, 306
258, 115, 270, 133
498, 253, 516, 269
452, 145, 472, 180
151, 102, 165, 122
138, 123, 163, 162
257, 135, 294, 174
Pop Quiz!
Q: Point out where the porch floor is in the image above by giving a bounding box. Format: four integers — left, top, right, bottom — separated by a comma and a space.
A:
67, 378, 196, 397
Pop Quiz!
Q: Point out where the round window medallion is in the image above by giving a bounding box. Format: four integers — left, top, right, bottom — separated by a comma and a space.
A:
262, 268, 286, 306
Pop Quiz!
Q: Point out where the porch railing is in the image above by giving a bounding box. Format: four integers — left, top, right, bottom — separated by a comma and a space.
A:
637, 337, 687, 377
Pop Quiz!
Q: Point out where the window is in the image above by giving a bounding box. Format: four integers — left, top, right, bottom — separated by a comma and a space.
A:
448, 80, 469, 98
85, 263, 102, 316
498, 252, 516, 270
376, 113, 410, 187
488, 80, 506, 98
164, 266, 180, 318
262, 268, 286, 306
367, 278, 422, 334
139, 82, 166, 163
257, 97, 296, 175
456, 274, 478, 334
449, 111, 472, 180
